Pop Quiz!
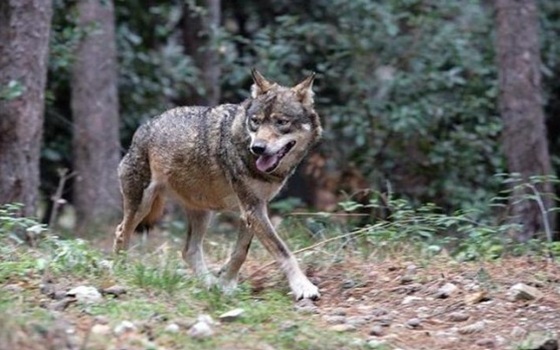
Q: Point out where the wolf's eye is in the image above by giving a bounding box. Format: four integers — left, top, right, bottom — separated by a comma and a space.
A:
275, 119, 290, 127
249, 116, 260, 127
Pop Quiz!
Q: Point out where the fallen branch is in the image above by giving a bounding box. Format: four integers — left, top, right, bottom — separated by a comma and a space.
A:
49, 168, 77, 229
240, 226, 371, 282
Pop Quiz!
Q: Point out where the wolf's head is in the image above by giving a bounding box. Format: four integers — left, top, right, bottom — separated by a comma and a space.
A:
245, 69, 322, 175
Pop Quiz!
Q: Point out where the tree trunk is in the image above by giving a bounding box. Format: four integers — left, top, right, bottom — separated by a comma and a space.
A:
182, 0, 221, 106
0, 0, 52, 217
495, 0, 556, 241
71, 0, 121, 233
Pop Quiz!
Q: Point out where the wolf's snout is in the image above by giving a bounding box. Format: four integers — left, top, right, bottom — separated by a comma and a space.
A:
250, 141, 267, 155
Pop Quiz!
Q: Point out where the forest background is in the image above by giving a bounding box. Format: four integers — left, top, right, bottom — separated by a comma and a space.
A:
1, 0, 560, 245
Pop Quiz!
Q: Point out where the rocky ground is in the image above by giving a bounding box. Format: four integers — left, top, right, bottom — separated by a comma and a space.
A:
1, 231, 560, 350
284, 256, 560, 349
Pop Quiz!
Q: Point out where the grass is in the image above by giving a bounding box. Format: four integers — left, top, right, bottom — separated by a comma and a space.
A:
1, 183, 560, 350
0, 227, 360, 350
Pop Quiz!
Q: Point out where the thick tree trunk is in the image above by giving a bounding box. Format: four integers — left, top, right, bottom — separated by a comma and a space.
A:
0, 0, 52, 217
71, 0, 121, 233
182, 0, 221, 106
495, 0, 556, 241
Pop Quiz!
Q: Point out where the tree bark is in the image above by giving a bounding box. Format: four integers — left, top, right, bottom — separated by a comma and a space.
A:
0, 0, 53, 217
71, 0, 121, 233
495, 0, 556, 241
182, 0, 222, 106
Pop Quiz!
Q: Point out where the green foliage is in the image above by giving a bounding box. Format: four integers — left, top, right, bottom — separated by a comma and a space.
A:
0, 80, 25, 100
116, 2, 199, 142
40, 236, 106, 275
220, 0, 504, 212
130, 256, 187, 294
41, 0, 560, 225
0, 203, 46, 246
337, 175, 560, 261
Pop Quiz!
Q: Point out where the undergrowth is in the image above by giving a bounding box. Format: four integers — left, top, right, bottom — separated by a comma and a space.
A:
0, 175, 558, 349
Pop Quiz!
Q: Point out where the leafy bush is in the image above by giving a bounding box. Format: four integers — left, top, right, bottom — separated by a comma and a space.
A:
219, 0, 504, 214
335, 175, 560, 261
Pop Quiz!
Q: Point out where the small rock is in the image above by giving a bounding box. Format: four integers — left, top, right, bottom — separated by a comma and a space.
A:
416, 306, 431, 318
329, 324, 356, 332
376, 318, 393, 327
66, 286, 102, 304
91, 324, 111, 335
465, 291, 488, 305
164, 323, 180, 333
294, 298, 318, 314
369, 325, 384, 336
367, 339, 388, 349
347, 316, 368, 327
50, 298, 75, 311
39, 283, 55, 296
400, 275, 414, 284
53, 290, 67, 300
102, 285, 127, 297
519, 332, 559, 350
342, 279, 356, 289
371, 308, 388, 317
173, 317, 197, 329
437, 283, 459, 298
510, 326, 527, 338
458, 320, 486, 335
150, 313, 168, 323
402, 296, 422, 305
433, 330, 457, 339
196, 314, 215, 325
114, 320, 136, 335
219, 308, 245, 322
475, 338, 495, 348
448, 312, 470, 322
406, 263, 417, 272
323, 315, 347, 325
188, 321, 214, 339
2, 283, 24, 293
508, 283, 544, 301
332, 308, 348, 316
406, 318, 422, 328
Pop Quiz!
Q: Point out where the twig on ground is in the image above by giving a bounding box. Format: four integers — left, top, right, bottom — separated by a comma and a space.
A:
49, 168, 76, 229
240, 226, 370, 282
526, 182, 554, 261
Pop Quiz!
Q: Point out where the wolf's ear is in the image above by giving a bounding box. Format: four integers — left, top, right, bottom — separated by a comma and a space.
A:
251, 69, 273, 98
292, 73, 315, 107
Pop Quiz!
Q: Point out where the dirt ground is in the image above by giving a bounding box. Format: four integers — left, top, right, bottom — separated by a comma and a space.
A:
4, 227, 559, 350
246, 255, 560, 349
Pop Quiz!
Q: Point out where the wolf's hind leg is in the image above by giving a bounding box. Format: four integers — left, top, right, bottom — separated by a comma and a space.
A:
182, 209, 215, 286
218, 221, 254, 293
113, 181, 163, 253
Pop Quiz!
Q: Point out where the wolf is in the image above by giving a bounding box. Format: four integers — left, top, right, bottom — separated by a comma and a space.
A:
113, 70, 322, 300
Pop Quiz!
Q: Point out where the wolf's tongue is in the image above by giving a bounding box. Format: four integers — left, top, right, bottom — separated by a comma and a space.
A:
256, 154, 278, 172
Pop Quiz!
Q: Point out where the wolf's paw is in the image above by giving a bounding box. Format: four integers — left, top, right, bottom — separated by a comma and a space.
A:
217, 275, 239, 295
198, 273, 218, 289
290, 278, 320, 300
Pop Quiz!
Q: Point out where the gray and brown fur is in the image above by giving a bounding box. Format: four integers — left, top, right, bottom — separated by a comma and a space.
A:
113, 70, 322, 299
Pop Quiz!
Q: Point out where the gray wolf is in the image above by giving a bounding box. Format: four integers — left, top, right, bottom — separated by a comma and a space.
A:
113, 70, 322, 300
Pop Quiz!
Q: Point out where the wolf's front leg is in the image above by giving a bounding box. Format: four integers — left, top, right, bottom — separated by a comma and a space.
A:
218, 224, 254, 293
242, 202, 320, 300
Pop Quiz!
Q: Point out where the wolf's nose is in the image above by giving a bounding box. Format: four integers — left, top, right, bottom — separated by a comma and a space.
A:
251, 142, 266, 155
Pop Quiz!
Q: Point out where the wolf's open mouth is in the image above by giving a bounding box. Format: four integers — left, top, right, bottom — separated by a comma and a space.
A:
255, 141, 296, 173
